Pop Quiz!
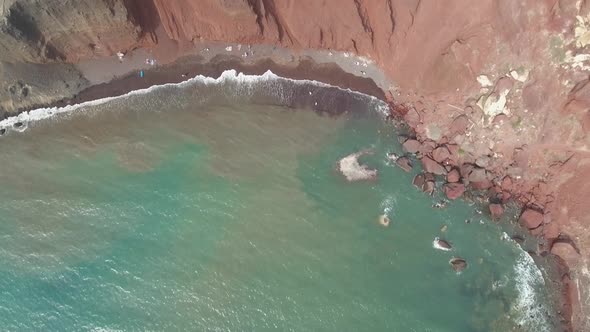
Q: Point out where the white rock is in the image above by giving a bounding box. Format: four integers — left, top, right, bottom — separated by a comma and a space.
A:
477, 75, 493, 87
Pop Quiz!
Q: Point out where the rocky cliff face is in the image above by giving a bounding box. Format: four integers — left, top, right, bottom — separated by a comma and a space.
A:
1, 0, 590, 329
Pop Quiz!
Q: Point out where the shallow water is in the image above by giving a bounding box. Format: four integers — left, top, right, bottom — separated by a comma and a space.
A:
0, 73, 559, 331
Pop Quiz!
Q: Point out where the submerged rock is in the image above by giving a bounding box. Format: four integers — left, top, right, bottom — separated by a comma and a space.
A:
338, 150, 377, 181
395, 156, 413, 172
413, 173, 435, 195
449, 257, 467, 273
433, 237, 452, 251
378, 214, 390, 227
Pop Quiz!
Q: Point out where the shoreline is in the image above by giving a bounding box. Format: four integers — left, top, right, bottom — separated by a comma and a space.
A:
0, 45, 574, 330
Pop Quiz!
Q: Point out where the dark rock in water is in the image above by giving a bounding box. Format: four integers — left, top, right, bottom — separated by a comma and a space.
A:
0, 128, 5, 135
449, 257, 467, 272
424, 180, 435, 195
413, 173, 435, 195
433, 237, 452, 251
402, 139, 421, 154
396, 156, 413, 172
519, 208, 544, 229
443, 182, 465, 200
489, 203, 504, 220
421, 156, 446, 175
413, 173, 425, 188
13, 122, 24, 128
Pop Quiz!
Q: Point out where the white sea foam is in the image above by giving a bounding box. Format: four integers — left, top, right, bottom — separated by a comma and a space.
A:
502, 232, 551, 331
380, 195, 396, 214
0, 70, 389, 135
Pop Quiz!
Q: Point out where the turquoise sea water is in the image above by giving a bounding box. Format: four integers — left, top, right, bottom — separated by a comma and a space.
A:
0, 73, 560, 331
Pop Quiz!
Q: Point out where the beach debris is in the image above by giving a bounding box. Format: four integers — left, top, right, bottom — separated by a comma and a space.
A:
433, 237, 452, 251
225, 46, 233, 52
116, 51, 125, 62
441, 225, 448, 233
203, 47, 210, 52
237, 44, 242, 51
337, 149, 377, 181
378, 214, 390, 227
360, 71, 366, 75
139, 70, 144, 78
449, 257, 467, 273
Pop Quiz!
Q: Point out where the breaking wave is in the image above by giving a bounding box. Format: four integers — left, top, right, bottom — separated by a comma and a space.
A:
0, 70, 389, 135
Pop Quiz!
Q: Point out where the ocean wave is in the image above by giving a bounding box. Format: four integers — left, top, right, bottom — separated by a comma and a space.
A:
0, 70, 389, 135
502, 232, 551, 331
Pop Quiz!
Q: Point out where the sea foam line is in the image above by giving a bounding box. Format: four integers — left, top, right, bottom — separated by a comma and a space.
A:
0, 69, 389, 134
502, 232, 551, 331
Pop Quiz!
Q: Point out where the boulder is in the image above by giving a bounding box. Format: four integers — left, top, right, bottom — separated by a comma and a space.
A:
471, 180, 493, 190
489, 203, 504, 220
421, 156, 446, 175
551, 242, 580, 264
443, 183, 465, 200
501, 176, 513, 190
402, 139, 421, 154
460, 163, 474, 178
519, 209, 544, 229
468, 168, 488, 182
432, 146, 451, 163
449, 257, 467, 273
413, 173, 435, 195
446, 169, 461, 183
433, 237, 452, 251
395, 156, 413, 172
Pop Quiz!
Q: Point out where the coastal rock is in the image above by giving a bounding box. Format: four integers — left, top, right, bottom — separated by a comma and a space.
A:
468, 168, 488, 183
551, 242, 580, 264
378, 214, 390, 227
395, 156, 413, 172
489, 203, 504, 220
337, 150, 377, 181
433, 237, 452, 251
449, 257, 467, 273
413, 173, 435, 195
421, 156, 446, 175
402, 139, 421, 154
471, 180, 493, 190
432, 146, 451, 163
446, 169, 461, 183
443, 183, 465, 200
519, 209, 544, 230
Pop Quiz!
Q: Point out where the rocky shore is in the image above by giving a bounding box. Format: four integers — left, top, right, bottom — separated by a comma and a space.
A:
1, 0, 590, 330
